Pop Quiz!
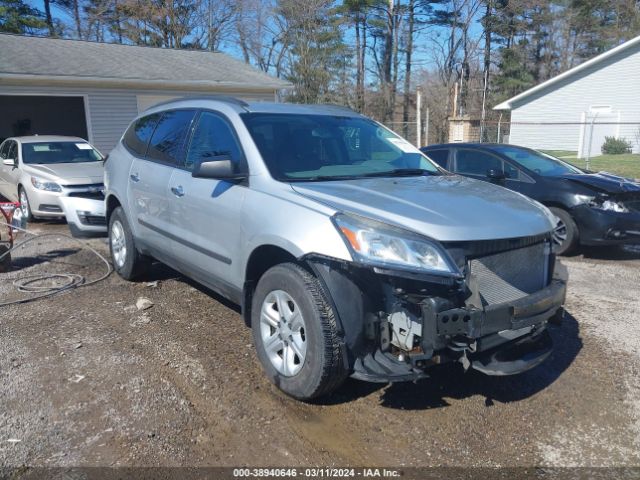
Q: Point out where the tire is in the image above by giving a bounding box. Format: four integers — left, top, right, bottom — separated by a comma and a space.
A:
550, 207, 579, 256
251, 263, 348, 400
0, 244, 10, 273
108, 206, 150, 280
18, 186, 34, 223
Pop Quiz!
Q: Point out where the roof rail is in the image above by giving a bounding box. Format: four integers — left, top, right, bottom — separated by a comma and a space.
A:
319, 103, 356, 113
148, 95, 250, 111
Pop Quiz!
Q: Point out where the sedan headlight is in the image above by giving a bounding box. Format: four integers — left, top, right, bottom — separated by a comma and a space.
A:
31, 176, 62, 193
333, 213, 458, 275
589, 196, 628, 213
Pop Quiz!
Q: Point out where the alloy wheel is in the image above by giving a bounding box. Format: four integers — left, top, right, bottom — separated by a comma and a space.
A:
552, 217, 567, 249
110, 220, 127, 268
260, 289, 307, 377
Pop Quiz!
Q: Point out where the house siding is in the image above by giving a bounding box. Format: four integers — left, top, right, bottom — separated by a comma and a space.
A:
506, 44, 640, 154
0, 85, 276, 154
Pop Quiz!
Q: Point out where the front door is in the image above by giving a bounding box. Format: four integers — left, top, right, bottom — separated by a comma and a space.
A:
167, 110, 247, 289
0, 141, 20, 201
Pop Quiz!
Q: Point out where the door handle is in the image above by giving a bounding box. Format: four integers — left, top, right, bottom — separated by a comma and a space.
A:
130, 173, 140, 182
171, 185, 185, 197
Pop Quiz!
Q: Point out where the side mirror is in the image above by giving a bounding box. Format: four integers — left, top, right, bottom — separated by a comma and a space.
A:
192, 158, 246, 180
3, 158, 15, 167
487, 168, 506, 181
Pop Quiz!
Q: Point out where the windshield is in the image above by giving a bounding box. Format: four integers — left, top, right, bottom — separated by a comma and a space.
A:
241, 113, 440, 181
490, 145, 582, 176
21, 142, 102, 165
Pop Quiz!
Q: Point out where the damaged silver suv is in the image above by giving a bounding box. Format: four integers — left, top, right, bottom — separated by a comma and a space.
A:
105, 97, 566, 400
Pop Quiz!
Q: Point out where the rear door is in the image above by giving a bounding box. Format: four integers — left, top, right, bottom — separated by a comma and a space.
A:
127, 109, 196, 257
167, 109, 247, 289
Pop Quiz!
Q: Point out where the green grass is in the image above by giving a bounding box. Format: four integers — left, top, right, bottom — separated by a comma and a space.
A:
542, 150, 640, 180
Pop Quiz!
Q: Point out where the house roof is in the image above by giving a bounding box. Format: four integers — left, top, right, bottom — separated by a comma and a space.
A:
0, 34, 291, 92
494, 35, 640, 110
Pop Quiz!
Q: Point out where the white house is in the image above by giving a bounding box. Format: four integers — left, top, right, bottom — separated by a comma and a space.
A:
0, 34, 291, 154
494, 35, 640, 157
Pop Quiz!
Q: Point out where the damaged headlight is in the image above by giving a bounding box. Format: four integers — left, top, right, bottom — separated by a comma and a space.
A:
31, 176, 62, 193
588, 196, 628, 213
333, 213, 458, 275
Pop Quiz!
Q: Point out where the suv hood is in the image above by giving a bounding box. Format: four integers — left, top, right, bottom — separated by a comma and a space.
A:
291, 175, 555, 242
24, 162, 104, 185
558, 172, 640, 194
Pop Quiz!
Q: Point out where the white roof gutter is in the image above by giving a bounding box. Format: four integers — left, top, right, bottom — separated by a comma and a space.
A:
0, 73, 292, 92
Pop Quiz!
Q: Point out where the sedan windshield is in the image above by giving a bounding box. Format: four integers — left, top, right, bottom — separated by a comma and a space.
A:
241, 113, 440, 181
490, 145, 582, 176
22, 142, 102, 165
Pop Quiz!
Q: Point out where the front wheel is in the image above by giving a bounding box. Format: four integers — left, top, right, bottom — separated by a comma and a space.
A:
18, 187, 34, 223
251, 263, 348, 400
550, 207, 579, 256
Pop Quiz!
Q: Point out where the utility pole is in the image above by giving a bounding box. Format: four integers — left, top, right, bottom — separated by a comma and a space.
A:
416, 87, 422, 147
425, 108, 430, 146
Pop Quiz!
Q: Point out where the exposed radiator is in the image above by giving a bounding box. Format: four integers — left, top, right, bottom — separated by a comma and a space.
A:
469, 242, 549, 306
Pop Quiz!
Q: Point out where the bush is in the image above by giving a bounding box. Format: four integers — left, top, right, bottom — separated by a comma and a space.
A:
601, 136, 632, 154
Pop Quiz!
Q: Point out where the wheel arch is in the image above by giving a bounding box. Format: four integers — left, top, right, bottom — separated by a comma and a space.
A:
105, 194, 122, 224
242, 244, 300, 327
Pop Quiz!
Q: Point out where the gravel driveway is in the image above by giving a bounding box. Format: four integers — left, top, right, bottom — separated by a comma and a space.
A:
1, 222, 639, 469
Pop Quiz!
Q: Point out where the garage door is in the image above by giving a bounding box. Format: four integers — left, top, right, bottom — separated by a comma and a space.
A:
0, 95, 88, 144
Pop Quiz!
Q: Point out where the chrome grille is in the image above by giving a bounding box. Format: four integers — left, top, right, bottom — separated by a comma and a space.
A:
469, 242, 548, 306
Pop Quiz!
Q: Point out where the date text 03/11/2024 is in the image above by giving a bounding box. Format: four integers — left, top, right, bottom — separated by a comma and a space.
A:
232, 468, 401, 478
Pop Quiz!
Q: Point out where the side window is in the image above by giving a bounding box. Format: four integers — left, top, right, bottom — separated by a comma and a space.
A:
124, 113, 161, 156
185, 111, 243, 171
147, 109, 197, 165
455, 149, 503, 176
424, 149, 449, 168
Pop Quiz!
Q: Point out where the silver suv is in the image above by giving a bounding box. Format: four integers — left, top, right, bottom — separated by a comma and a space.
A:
105, 97, 566, 400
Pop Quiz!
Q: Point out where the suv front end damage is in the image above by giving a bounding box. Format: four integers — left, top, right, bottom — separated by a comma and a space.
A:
304, 234, 566, 382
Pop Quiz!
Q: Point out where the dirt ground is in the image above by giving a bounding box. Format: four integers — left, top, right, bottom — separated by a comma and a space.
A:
1, 221, 639, 469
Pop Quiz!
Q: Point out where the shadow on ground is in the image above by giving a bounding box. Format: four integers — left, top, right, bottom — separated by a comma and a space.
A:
579, 244, 640, 261
324, 312, 582, 410
10, 248, 80, 269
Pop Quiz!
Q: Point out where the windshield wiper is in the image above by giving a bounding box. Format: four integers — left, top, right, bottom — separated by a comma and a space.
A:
358, 168, 439, 178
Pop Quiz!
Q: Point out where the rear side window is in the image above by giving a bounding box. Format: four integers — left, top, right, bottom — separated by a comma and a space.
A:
424, 149, 449, 168
147, 109, 197, 165
123, 113, 161, 156
185, 111, 243, 171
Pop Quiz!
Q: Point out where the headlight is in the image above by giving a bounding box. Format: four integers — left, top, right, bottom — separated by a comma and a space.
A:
333, 213, 458, 275
589, 197, 628, 213
31, 176, 62, 193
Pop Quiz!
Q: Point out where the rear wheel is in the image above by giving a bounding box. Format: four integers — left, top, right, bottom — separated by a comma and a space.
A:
108, 206, 150, 280
251, 263, 348, 400
550, 207, 579, 256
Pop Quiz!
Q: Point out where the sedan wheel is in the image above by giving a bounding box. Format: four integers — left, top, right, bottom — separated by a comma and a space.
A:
260, 289, 307, 377
19, 188, 33, 222
552, 217, 567, 248
549, 207, 579, 256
